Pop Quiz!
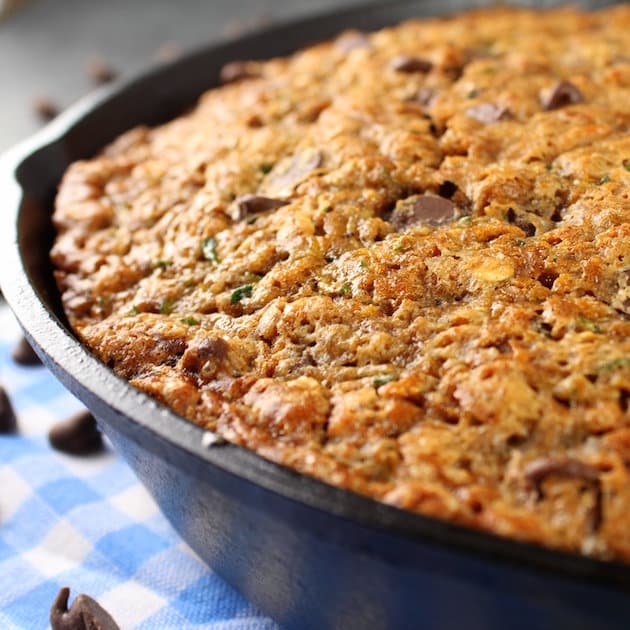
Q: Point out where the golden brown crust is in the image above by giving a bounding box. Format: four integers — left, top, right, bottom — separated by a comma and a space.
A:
52, 6, 630, 560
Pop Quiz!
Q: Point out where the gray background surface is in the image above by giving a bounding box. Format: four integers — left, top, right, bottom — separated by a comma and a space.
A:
0, 0, 364, 152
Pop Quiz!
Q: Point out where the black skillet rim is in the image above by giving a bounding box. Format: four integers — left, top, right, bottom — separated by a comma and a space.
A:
1, 0, 629, 594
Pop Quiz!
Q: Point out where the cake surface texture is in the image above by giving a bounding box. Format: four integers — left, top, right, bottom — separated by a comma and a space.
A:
52, 5, 630, 560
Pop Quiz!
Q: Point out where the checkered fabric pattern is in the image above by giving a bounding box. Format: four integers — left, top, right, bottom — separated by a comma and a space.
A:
0, 306, 279, 630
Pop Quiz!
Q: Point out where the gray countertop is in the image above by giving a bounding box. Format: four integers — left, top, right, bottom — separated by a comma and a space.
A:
0, 0, 363, 152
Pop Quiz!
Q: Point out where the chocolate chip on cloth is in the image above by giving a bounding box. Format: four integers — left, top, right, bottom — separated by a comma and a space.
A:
465, 103, 511, 123
389, 55, 433, 73
49, 410, 104, 455
12, 335, 42, 366
0, 385, 17, 434
541, 80, 584, 110
50, 587, 119, 630
390, 195, 459, 231
229, 194, 289, 221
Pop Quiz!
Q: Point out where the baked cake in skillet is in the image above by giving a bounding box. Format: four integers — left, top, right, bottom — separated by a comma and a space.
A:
52, 5, 630, 560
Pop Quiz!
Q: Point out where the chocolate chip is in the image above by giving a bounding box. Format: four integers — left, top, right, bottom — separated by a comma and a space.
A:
50, 587, 119, 630
48, 411, 103, 455
521, 222, 536, 237
32, 96, 58, 122
390, 56, 433, 73
267, 149, 324, 194
246, 114, 264, 128
506, 208, 536, 237
465, 103, 511, 123
335, 31, 371, 53
85, 58, 117, 85
390, 195, 457, 231
219, 61, 259, 84
182, 337, 229, 373
156, 336, 187, 361
542, 80, 584, 110
230, 195, 288, 221
438, 181, 458, 199
201, 337, 228, 360
12, 335, 42, 366
524, 456, 602, 531
537, 270, 558, 289
0, 386, 17, 434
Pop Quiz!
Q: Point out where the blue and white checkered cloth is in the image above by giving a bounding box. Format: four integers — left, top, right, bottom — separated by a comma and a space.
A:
0, 306, 279, 629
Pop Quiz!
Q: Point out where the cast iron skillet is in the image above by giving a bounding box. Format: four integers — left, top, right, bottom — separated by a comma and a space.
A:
1, 1, 628, 628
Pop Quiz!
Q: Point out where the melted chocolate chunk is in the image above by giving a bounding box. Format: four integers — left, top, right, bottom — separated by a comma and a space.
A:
524, 456, 602, 531
219, 61, 260, 84
198, 337, 229, 361
267, 149, 324, 194
231, 195, 289, 220
0, 385, 17, 434
542, 80, 584, 110
182, 337, 229, 373
12, 336, 42, 366
390, 56, 433, 74
465, 102, 511, 123
50, 587, 119, 630
524, 457, 600, 488
48, 411, 103, 455
390, 195, 457, 231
